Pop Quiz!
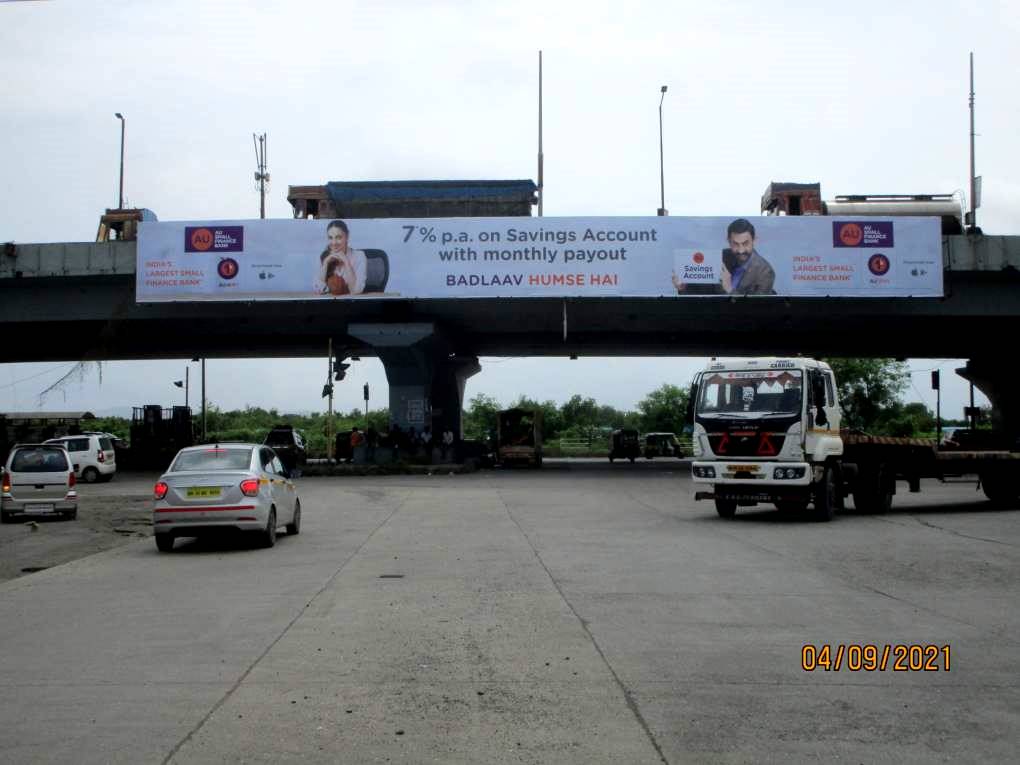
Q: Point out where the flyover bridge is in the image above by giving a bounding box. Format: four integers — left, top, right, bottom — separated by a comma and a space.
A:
2, 233, 1019, 438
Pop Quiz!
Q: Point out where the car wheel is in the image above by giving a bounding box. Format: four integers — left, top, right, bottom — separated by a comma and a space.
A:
715, 498, 737, 518
1, 511, 13, 524
64, 510, 78, 521
82, 467, 100, 484
155, 534, 175, 552
285, 501, 301, 536
260, 508, 277, 548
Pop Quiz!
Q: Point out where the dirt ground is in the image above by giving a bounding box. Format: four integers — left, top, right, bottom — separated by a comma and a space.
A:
0, 473, 155, 583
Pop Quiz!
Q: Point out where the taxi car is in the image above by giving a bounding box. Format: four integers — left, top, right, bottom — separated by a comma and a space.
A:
152, 443, 300, 552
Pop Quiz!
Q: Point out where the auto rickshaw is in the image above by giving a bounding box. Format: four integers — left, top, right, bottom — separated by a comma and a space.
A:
609, 428, 640, 463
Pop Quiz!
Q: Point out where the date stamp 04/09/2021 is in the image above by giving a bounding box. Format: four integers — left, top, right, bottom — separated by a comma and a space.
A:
801, 644, 951, 672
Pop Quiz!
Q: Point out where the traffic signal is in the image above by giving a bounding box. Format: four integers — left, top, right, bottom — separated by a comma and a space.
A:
363, 383, 369, 401
333, 360, 351, 381
321, 383, 334, 398
931, 370, 940, 391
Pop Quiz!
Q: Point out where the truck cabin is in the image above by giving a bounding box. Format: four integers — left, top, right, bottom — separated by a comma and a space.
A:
696, 370, 804, 416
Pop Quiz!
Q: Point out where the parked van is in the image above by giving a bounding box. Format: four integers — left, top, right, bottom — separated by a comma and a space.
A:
45, 434, 116, 483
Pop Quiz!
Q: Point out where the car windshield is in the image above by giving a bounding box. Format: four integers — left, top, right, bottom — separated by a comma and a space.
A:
170, 448, 253, 472
697, 370, 803, 415
11, 447, 69, 472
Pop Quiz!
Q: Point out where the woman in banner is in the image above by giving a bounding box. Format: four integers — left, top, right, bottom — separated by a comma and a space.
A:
315, 219, 367, 296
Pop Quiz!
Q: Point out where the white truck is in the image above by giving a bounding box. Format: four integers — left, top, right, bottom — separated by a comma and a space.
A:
688, 357, 1020, 521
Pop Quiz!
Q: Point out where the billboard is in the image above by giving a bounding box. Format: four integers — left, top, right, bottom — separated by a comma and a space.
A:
136, 216, 942, 302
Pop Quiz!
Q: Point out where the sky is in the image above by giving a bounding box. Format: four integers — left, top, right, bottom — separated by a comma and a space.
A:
2, 0, 1017, 421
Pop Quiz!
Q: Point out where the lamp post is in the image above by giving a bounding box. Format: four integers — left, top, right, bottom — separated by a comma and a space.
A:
173, 367, 189, 408
191, 357, 206, 441
657, 86, 668, 216
114, 113, 125, 209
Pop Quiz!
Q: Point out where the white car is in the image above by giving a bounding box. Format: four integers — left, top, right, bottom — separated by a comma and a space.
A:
44, 434, 116, 483
152, 443, 300, 552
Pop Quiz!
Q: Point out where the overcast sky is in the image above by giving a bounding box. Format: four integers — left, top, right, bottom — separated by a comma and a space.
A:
2, 0, 1017, 420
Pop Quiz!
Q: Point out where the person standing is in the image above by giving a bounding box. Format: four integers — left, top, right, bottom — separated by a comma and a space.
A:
441, 428, 455, 462
348, 427, 364, 464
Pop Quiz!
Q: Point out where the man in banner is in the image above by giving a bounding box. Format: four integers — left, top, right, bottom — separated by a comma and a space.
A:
673, 218, 776, 295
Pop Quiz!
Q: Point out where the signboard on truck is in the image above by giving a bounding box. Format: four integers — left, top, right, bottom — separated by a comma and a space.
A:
136, 216, 943, 302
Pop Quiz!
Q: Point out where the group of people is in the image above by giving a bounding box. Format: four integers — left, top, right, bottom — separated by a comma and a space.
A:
340, 424, 457, 463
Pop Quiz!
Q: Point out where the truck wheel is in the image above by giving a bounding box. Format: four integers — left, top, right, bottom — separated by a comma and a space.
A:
715, 498, 737, 518
980, 473, 1018, 507
853, 466, 893, 513
812, 465, 837, 522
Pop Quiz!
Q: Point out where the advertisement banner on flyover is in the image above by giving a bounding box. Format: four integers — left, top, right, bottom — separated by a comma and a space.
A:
136, 216, 942, 302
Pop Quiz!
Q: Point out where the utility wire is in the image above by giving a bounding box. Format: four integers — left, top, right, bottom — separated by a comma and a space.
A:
0, 362, 78, 390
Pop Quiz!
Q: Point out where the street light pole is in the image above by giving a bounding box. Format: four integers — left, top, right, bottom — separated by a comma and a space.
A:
658, 86, 667, 216
114, 113, 125, 209
201, 358, 207, 442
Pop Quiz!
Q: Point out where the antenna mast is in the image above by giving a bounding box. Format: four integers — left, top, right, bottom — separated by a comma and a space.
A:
538, 51, 544, 217
253, 133, 269, 219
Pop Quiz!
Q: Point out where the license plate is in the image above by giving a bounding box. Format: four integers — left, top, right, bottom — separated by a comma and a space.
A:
24, 503, 55, 513
186, 487, 221, 498
728, 464, 760, 472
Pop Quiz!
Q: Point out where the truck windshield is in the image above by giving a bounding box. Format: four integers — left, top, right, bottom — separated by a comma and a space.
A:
696, 370, 803, 416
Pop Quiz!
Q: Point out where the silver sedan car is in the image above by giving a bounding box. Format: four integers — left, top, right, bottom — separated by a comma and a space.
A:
152, 443, 300, 552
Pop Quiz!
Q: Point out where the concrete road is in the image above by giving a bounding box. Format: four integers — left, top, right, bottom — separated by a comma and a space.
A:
0, 461, 1017, 764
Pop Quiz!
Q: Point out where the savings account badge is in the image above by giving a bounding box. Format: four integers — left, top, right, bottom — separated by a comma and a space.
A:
674, 249, 720, 284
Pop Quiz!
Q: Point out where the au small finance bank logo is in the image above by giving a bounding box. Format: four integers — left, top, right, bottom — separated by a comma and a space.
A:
189, 228, 214, 251
184, 226, 244, 253
838, 223, 864, 247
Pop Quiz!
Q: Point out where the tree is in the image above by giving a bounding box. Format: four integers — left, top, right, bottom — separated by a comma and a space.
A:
637, 383, 690, 435
511, 396, 563, 440
873, 401, 936, 437
822, 358, 908, 432
560, 395, 600, 442
462, 393, 500, 440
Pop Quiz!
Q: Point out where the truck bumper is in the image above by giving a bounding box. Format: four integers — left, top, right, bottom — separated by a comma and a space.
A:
691, 461, 812, 486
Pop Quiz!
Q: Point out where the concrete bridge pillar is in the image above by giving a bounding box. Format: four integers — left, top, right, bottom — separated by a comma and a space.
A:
957, 359, 1020, 447
347, 322, 479, 438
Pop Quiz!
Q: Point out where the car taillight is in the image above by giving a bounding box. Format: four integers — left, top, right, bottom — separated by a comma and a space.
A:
2, 473, 10, 493
240, 478, 260, 497
154, 481, 169, 500
97, 449, 105, 463
68, 471, 76, 488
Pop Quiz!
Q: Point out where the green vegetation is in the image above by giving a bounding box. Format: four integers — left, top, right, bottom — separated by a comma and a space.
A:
90, 362, 955, 457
